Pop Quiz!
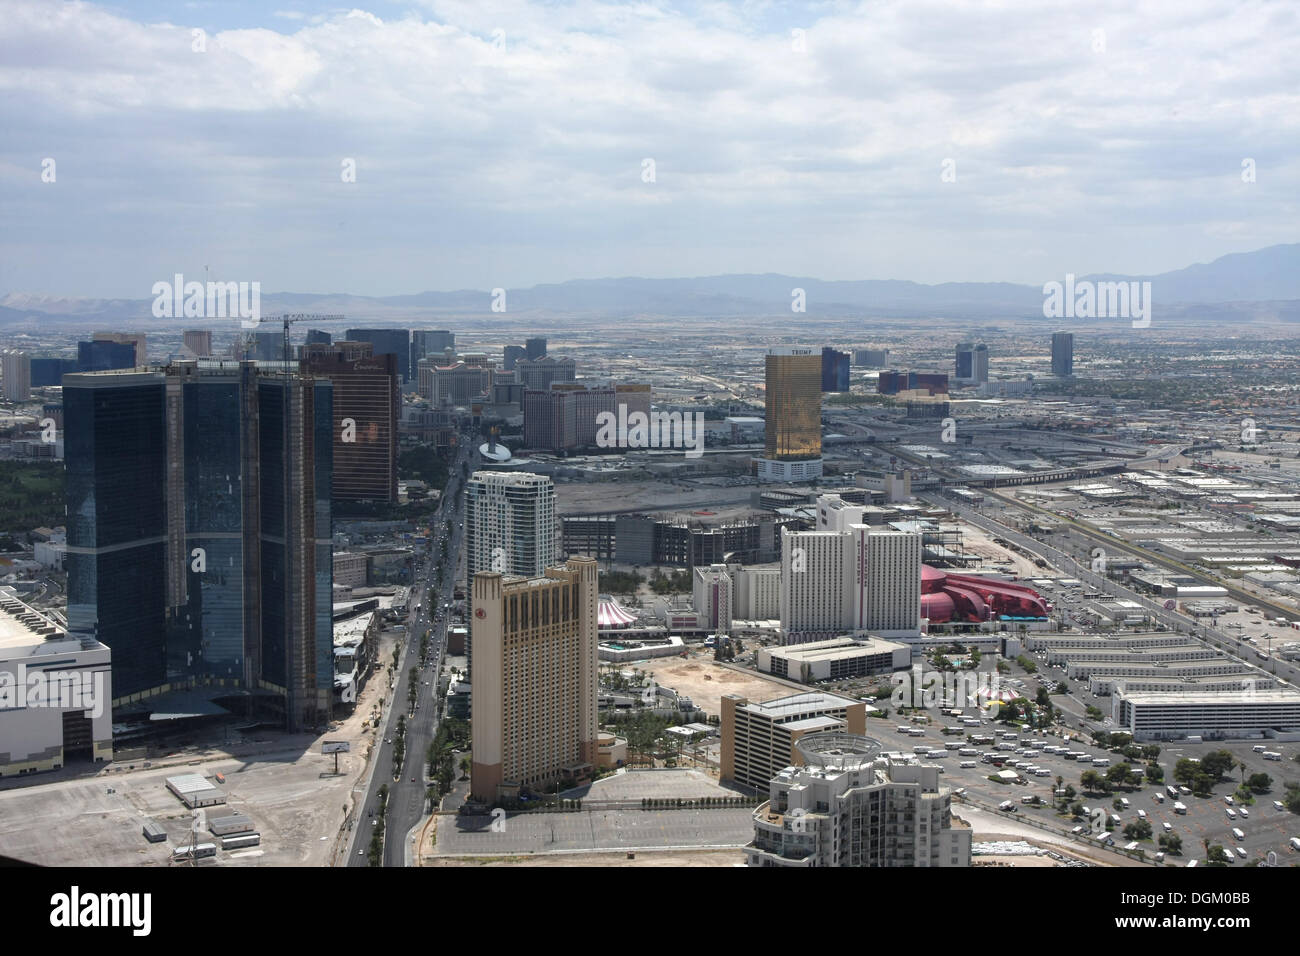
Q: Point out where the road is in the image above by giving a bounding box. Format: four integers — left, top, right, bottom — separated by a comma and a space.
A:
346, 441, 478, 866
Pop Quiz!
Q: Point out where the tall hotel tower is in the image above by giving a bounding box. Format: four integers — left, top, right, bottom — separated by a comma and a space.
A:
755, 347, 823, 482
470, 557, 599, 802
63, 360, 334, 731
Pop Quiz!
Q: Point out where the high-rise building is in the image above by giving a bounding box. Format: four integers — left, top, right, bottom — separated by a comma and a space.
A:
956, 343, 989, 384
515, 355, 576, 392
852, 348, 890, 368
30, 357, 78, 387
1052, 331, 1074, 377
302, 342, 399, 503
745, 733, 972, 867
821, 347, 850, 393
955, 342, 973, 380
246, 331, 284, 363
877, 370, 948, 396
63, 361, 333, 730
419, 359, 494, 406
780, 495, 922, 642
93, 332, 147, 367
77, 340, 136, 373
503, 345, 526, 371
693, 564, 734, 633
465, 471, 557, 584
412, 330, 455, 373
182, 330, 212, 358
2, 350, 31, 401
470, 556, 599, 801
756, 347, 822, 483
346, 328, 412, 383
524, 337, 547, 361
522, 383, 651, 453
305, 329, 332, 346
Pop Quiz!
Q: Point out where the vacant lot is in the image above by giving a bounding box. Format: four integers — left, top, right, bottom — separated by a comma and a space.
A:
641, 650, 803, 717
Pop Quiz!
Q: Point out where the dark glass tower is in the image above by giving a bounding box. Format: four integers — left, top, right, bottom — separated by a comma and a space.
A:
64, 361, 333, 730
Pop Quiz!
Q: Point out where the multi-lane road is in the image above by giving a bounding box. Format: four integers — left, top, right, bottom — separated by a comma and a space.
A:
346, 442, 477, 866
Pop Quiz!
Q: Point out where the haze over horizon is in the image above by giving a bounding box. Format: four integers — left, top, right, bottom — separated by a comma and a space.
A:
3, 0, 1297, 298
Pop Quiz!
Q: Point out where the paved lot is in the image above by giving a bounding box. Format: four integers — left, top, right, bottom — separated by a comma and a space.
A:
436, 808, 754, 855
564, 768, 743, 801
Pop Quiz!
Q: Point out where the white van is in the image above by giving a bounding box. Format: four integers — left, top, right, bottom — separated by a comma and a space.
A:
1274, 801, 1286, 811
960, 760, 977, 768
1162, 821, 1173, 831
1231, 827, 1245, 841
1225, 808, 1236, 819
1137, 809, 1147, 819
1290, 837, 1300, 851
1120, 798, 1130, 809
1252, 745, 1267, 753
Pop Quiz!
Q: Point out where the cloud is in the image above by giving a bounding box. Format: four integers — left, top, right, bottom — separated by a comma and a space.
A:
0, 0, 1295, 296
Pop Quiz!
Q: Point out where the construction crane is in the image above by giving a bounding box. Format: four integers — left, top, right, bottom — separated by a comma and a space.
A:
249, 313, 345, 366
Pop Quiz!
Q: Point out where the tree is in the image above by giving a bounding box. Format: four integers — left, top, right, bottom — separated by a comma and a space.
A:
1124, 819, 1153, 841
1080, 769, 1103, 793
1158, 833, 1183, 856
1145, 763, 1164, 783
1173, 758, 1199, 785
1247, 772, 1272, 794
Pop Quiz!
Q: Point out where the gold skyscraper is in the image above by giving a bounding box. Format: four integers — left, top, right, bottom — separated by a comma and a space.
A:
756, 347, 823, 482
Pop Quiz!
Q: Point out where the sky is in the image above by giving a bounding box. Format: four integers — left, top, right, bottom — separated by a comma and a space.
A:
1, 0, 1297, 298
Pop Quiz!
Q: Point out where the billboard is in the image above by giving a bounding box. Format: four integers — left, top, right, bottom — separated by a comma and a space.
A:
322, 741, 350, 754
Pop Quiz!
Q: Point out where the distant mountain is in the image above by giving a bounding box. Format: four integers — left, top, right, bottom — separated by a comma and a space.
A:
1, 243, 1296, 324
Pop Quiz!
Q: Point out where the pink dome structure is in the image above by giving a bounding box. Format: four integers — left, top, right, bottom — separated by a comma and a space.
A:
920, 565, 1050, 623
597, 596, 637, 629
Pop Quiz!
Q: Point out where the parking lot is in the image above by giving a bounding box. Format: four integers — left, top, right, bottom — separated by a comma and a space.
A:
435, 807, 755, 855
866, 707, 1300, 865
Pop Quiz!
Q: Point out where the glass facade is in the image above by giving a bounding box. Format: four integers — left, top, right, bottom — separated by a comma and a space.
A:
765, 349, 822, 461
64, 379, 168, 699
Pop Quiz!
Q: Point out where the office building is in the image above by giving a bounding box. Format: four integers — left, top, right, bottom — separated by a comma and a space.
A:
470, 557, 599, 800
63, 361, 334, 731
721, 692, 866, 791
522, 382, 652, 453
524, 337, 547, 361
78, 339, 136, 373
503, 345, 526, 371
745, 733, 972, 867
853, 348, 890, 368
93, 332, 147, 367
0, 586, 113, 776
345, 328, 411, 383
182, 330, 213, 358
305, 329, 332, 346
755, 347, 822, 482
302, 342, 400, 503
515, 355, 576, 392
734, 566, 781, 620
2, 350, 31, 401
465, 471, 557, 583
1051, 331, 1074, 377
821, 347, 850, 393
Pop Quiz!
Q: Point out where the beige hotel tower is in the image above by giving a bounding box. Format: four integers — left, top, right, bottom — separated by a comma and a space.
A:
470, 556, 600, 802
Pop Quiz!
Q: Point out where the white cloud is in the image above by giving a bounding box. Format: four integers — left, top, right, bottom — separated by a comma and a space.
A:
0, 0, 1295, 296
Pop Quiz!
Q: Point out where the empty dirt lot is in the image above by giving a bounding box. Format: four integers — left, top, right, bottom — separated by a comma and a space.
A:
640, 650, 804, 717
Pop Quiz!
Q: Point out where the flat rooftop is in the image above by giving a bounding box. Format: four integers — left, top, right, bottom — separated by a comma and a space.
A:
738, 690, 862, 717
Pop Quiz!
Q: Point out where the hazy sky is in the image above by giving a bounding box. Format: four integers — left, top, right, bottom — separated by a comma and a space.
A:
2, 0, 1297, 297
